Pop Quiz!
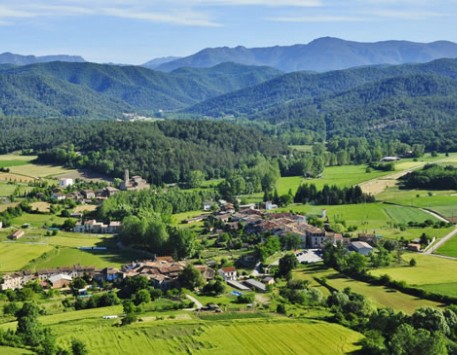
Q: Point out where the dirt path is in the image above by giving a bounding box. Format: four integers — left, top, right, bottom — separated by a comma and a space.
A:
186, 294, 203, 309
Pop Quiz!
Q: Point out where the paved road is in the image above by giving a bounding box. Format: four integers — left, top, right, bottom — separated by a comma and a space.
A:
186, 294, 203, 309
424, 225, 457, 255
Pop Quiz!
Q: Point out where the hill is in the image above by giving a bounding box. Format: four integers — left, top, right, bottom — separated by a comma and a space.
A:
0, 52, 85, 65
185, 58, 457, 149
0, 61, 281, 118
155, 37, 457, 73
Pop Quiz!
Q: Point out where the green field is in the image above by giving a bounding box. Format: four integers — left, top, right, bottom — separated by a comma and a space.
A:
435, 235, 457, 257
0, 242, 53, 272
326, 275, 443, 313
37, 310, 361, 354
377, 187, 457, 219
279, 202, 452, 241
370, 254, 457, 296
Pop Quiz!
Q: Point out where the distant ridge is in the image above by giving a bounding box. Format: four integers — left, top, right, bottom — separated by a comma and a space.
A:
142, 56, 181, 69
0, 52, 85, 66
154, 37, 457, 73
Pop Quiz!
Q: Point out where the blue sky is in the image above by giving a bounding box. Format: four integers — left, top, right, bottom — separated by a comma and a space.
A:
0, 0, 456, 64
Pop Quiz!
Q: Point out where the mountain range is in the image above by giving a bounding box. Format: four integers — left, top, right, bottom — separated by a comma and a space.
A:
152, 37, 457, 73
0, 61, 281, 118
0, 52, 85, 66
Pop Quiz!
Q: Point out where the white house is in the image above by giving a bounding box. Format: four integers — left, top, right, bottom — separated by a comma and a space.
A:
58, 178, 74, 188
218, 266, 237, 281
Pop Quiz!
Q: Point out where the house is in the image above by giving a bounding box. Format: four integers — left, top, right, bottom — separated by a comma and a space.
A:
73, 220, 121, 234
218, 266, 237, 281
0, 221, 3, 229
381, 156, 400, 162
100, 267, 123, 282
194, 265, 215, 280
202, 201, 213, 211
48, 274, 72, 289
349, 241, 374, 256
82, 190, 96, 200
262, 276, 275, 285
58, 178, 74, 188
9, 230, 24, 240
407, 243, 421, 252
265, 201, 278, 210
51, 192, 66, 201
244, 278, 266, 292
104, 186, 119, 197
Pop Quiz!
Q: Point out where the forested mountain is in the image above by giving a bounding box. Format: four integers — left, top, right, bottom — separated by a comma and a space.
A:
142, 56, 181, 69
155, 37, 457, 72
0, 61, 281, 118
0, 52, 85, 65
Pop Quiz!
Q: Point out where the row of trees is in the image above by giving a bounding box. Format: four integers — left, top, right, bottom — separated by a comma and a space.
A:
294, 184, 375, 205
401, 164, 457, 190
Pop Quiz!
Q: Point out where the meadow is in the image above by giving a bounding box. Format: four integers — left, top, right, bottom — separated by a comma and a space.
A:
435, 235, 457, 258
370, 254, 457, 297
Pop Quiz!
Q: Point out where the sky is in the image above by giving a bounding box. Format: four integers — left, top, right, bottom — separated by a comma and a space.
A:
0, 0, 456, 64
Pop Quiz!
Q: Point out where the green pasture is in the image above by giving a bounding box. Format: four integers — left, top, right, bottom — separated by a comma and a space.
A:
279, 202, 452, 241
0, 346, 33, 354
27, 246, 135, 270
0, 242, 53, 272
435, 235, 457, 258
326, 275, 443, 313
377, 187, 457, 219
370, 254, 457, 295
289, 144, 313, 152
11, 213, 67, 229
419, 283, 457, 298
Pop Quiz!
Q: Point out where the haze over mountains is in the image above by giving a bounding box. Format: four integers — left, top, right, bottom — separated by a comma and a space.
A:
149, 37, 457, 73
0, 52, 85, 66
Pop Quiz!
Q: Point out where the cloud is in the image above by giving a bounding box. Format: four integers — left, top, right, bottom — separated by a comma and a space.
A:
269, 15, 364, 23
193, 0, 322, 6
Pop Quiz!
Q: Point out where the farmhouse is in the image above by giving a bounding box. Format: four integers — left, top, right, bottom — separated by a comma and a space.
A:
218, 266, 237, 281
58, 178, 74, 188
48, 274, 72, 289
349, 241, 374, 255
9, 229, 24, 240
73, 219, 121, 234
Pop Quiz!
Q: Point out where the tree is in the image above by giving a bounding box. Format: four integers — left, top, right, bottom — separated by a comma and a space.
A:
278, 254, 298, 277
71, 339, 88, 355
133, 289, 151, 306
178, 264, 204, 290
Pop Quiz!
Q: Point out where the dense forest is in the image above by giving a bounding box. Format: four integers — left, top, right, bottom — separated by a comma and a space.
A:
0, 119, 285, 184
400, 164, 457, 190
0, 61, 281, 117
294, 183, 375, 205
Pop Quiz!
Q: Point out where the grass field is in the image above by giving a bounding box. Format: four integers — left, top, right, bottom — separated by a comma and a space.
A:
31, 308, 362, 355
0, 242, 53, 272
279, 202, 452, 241
370, 254, 457, 296
377, 187, 457, 219
435, 235, 457, 257
0, 346, 34, 354
326, 275, 443, 313
9, 164, 75, 179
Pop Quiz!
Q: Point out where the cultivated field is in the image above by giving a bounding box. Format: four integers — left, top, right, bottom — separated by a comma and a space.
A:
435, 235, 457, 257
279, 202, 452, 241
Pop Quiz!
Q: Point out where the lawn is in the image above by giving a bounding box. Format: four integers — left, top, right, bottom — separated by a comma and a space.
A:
370, 254, 457, 296
9, 163, 75, 179
11, 213, 67, 228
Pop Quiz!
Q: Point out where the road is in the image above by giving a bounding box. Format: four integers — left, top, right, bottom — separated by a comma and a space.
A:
423, 225, 457, 255
186, 294, 203, 309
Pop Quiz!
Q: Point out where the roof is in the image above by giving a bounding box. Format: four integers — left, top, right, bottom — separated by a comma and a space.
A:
220, 266, 236, 273
226, 280, 250, 291
350, 241, 373, 250
244, 278, 266, 291
48, 274, 72, 283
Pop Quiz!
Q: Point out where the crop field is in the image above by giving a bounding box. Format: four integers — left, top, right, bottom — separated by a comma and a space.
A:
377, 187, 457, 219
279, 202, 452, 241
435, 235, 457, 257
326, 275, 443, 313
29, 308, 362, 355
73, 204, 98, 213
0, 172, 36, 183
370, 254, 457, 296
30, 201, 51, 213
